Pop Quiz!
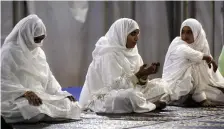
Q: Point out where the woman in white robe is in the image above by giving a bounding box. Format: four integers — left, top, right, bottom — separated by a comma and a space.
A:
79, 18, 169, 113
1, 14, 81, 123
162, 18, 224, 107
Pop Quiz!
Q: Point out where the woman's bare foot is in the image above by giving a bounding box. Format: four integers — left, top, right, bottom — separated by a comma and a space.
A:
154, 101, 167, 110
200, 100, 216, 107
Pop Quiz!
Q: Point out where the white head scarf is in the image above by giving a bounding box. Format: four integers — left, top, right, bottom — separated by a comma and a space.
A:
180, 18, 210, 54
92, 18, 141, 64
3, 14, 47, 51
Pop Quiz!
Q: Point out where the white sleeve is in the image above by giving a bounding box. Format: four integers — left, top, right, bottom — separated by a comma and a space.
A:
176, 44, 204, 62
1, 51, 29, 101
99, 53, 139, 90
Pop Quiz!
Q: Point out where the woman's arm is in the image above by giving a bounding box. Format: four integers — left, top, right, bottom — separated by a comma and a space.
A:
177, 44, 217, 72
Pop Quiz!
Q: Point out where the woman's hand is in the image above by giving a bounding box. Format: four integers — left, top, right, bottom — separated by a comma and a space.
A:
135, 62, 160, 79
23, 91, 42, 106
203, 55, 217, 72
211, 60, 218, 72
67, 96, 77, 102
135, 64, 151, 79
203, 55, 212, 68
151, 62, 160, 74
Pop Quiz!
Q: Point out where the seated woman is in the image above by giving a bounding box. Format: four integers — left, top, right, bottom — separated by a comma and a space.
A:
1, 14, 81, 123
162, 18, 224, 107
79, 18, 169, 113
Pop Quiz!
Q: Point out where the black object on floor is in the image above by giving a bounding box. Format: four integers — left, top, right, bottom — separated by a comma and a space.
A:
1, 116, 14, 129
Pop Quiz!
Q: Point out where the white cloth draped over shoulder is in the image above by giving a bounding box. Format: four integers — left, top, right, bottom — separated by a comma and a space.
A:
162, 18, 224, 104
79, 18, 169, 113
1, 14, 81, 123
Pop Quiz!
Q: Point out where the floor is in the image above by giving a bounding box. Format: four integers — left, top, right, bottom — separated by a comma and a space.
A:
13, 106, 224, 129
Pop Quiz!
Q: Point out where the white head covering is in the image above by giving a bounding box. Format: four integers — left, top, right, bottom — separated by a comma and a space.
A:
3, 14, 47, 51
92, 18, 141, 64
180, 18, 210, 54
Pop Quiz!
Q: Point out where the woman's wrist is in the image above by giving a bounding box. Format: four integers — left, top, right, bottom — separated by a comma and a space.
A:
135, 76, 147, 85
203, 55, 213, 64
23, 91, 30, 97
139, 78, 147, 83
207, 59, 212, 64
135, 72, 141, 79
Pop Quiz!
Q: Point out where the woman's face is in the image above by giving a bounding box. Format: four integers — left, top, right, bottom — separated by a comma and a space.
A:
126, 29, 140, 48
181, 26, 194, 44
34, 35, 45, 43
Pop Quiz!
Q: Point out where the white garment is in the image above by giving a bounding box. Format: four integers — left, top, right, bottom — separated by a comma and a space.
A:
162, 18, 224, 104
79, 18, 169, 113
1, 14, 81, 123
219, 45, 224, 76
